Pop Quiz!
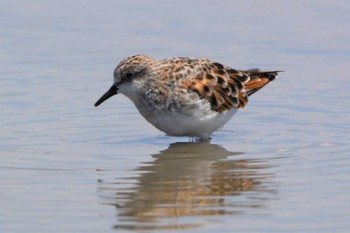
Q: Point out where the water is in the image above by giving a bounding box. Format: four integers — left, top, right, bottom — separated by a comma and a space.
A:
1, 1, 350, 232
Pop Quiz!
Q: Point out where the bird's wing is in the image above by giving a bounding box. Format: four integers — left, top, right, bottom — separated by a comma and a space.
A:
181, 59, 279, 112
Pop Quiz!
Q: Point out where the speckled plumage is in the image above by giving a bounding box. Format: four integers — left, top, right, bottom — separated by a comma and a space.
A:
95, 54, 280, 140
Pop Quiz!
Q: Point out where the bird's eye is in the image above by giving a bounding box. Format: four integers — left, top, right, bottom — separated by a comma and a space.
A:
125, 73, 133, 79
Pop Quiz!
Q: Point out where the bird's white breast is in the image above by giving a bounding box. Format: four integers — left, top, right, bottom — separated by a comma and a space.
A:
120, 82, 236, 138
150, 108, 236, 138
136, 98, 236, 138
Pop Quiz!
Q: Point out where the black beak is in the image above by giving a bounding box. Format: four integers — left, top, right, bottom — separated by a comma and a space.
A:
94, 84, 118, 107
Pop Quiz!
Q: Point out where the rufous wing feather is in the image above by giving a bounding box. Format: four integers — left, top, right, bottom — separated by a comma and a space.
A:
183, 61, 280, 112
240, 69, 280, 96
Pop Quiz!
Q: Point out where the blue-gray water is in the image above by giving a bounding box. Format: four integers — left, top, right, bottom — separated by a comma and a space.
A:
1, 1, 349, 232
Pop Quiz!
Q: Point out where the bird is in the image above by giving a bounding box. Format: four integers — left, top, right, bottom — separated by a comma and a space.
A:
95, 54, 280, 141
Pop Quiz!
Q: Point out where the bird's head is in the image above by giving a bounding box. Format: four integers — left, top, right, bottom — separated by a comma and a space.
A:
94, 54, 155, 107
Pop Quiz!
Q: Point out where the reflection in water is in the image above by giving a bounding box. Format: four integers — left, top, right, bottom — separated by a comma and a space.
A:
97, 143, 276, 230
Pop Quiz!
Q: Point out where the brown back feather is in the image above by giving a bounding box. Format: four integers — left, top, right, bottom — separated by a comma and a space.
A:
182, 60, 280, 112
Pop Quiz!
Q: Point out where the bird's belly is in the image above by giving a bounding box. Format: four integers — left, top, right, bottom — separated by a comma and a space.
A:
139, 107, 236, 138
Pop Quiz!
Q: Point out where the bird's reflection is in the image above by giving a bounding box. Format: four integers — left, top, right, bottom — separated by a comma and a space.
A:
97, 142, 276, 230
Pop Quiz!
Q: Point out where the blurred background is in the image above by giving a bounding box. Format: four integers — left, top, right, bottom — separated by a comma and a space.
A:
1, 1, 349, 232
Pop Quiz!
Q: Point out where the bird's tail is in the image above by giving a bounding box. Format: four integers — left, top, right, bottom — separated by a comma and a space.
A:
241, 69, 281, 96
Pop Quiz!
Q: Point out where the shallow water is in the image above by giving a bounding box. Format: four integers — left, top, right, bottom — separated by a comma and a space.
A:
1, 1, 350, 232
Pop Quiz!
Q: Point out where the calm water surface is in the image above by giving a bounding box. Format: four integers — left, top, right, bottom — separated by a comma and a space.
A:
1, 1, 350, 232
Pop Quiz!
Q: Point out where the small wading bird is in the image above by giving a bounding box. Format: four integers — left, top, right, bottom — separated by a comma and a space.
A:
95, 55, 280, 141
